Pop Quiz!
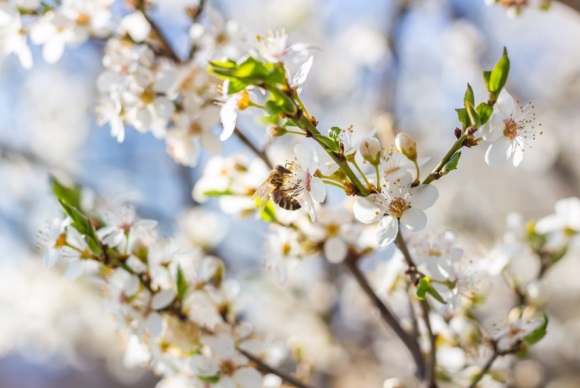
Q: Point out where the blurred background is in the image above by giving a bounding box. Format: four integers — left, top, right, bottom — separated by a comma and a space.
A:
2, 0, 580, 386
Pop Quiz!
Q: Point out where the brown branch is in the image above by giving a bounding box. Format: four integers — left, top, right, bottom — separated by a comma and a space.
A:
468, 341, 521, 388
136, 0, 182, 63
238, 348, 318, 388
343, 256, 426, 381
394, 227, 437, 388
234, 127, 273, 169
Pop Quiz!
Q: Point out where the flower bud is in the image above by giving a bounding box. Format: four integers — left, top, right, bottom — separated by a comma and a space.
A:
268, 125, 287, 137
395, 133, 417, 161
359, 137, 382, 166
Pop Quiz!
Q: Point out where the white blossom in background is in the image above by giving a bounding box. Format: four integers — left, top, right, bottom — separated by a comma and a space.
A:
482, 89, 542, 167
0, 3, 33, 69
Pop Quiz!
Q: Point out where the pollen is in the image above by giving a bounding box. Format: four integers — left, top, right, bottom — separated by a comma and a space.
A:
387, 197, 409, 217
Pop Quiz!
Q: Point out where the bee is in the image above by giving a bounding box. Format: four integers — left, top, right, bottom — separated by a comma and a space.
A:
253, 165, 302, 211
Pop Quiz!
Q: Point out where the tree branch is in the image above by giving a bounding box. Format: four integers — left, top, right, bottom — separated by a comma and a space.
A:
234, 127, 273, 169
343, 256, 426, 381
238, 348, 317, 388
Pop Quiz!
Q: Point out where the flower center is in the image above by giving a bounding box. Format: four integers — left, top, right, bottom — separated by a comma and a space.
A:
387, 197, 409, 217
503, 118, 518, 139
220, 360, 236, 376
326, 223, 340, 237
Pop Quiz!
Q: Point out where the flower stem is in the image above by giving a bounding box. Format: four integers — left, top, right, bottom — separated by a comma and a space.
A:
351, 158, 371, 186
374, 164, 381, 191
422, 134, 468, 184
322, 179, 347, 190
297, 115, 369, 196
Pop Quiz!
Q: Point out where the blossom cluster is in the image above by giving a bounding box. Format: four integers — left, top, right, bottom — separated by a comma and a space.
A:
24, 4, 574, 387
41, 179, 285, 388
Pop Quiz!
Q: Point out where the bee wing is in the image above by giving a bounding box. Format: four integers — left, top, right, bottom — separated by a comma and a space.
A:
252, 180, 272, 214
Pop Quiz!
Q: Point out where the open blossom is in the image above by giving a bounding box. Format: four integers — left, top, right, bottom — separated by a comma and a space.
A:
254, 29, 315, 64
0, 3, 33, 69
353, 173, 438, 247
481, 89, 541, 167
284, 144, 326, 222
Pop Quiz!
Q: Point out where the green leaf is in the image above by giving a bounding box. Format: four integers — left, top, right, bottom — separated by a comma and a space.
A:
226, 78, 248, 94
476, 102, 494, 125
441, 151, 461, 176
209, 59, 237, 70
198, 375, 221, 384
464, 83, 475, 106
176, 266, 188, 303
456, 108, 469, 129
416, 277, 446, 304
314, 134, 340, 153
233, 57, 272, 82
202, 189, 235, 197
488, 47, 510, 93
483, 71, 491, 90
258, 200, 278, 223
267, 88, 298, 115
50, 176, 82, 210
464, 100, 480, 128
523, 314, 548, 345
328, 127, 341, 142
84, 235, 103, 256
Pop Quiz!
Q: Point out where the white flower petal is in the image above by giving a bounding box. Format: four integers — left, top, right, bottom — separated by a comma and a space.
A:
65, 260, 83, 279
485, 138, 511, 168
377, 216, 398, 247
512, 144, 524, 167
292, 56, 313, 87
324, 237, 347, 263
400, 208, 427, 231
496, 89, 516, 117
353, 196, 382, 224
151, 289, 176, 310
303, 192, 316, 222
410, 184, 439, 210
293, 143, 312, 167
144, 312, 164, 337
44, 249, 59, 268
43, 37, 65, 64
309, 176, 326, 203
219, 96, 238, 141
234, 367, 262, 388
121, 12, 151, 42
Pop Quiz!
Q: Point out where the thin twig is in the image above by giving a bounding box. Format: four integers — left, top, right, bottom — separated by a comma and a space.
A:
136, 0, 182, 63
468, 341, 520, 388
238, 348, 317, 388
234, 127, 273, 169
394, 227, 437, 388
343, 256, 426, 380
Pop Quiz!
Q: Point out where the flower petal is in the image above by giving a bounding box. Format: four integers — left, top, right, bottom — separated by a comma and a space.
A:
303, 192, 316, 222
219, 96, 238, 141
151, 289, 176, 310
324, 237, 347, 263
485, 138, 511, 168
291, 56, 313, 87
410, 184, 439, 210
511, 144, 524, 167
401, 207, 427, 231
496, 89, 516, 117
233, 367, 262, 388
377, 216, 398, 247
309, 176, 326, 203
353, 196, 382, 224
